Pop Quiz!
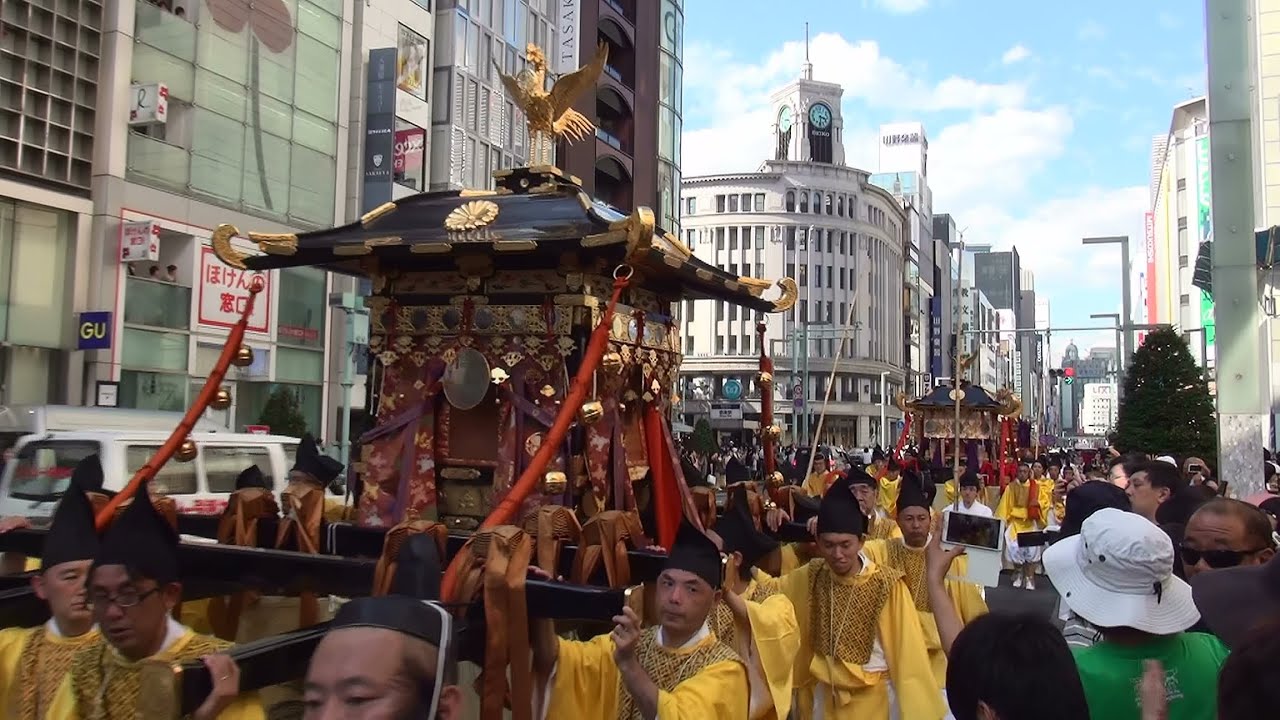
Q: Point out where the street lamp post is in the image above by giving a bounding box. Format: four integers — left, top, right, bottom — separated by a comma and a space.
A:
1081, 236, 1133, 374
879, 370, 890, 447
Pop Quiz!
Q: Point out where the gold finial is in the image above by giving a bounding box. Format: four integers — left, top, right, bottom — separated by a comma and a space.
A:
495, 42, 610, 165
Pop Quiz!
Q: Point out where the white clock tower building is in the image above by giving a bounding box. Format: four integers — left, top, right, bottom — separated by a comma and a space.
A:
770, 33, 845, 166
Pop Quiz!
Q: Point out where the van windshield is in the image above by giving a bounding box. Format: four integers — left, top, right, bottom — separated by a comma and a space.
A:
8, 441, 100, 501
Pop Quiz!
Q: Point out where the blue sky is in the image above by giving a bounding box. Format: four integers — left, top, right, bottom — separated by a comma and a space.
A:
679, 0, 1206, 363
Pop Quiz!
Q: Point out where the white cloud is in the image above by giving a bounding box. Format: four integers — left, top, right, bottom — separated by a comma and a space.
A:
868, 0, 929, 13
682, 33, 1027, 178
1001, 44, 1032, 65
680, 31, 1146, 372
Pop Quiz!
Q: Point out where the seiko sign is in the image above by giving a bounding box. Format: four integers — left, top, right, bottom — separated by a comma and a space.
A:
882, 132, 921, 146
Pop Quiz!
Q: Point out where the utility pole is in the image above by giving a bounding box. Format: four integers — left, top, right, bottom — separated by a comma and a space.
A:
1207, 0, 1266, 495
329, 291, 369, 473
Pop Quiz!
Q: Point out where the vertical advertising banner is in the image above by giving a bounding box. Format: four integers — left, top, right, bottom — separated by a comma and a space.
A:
928, 296, 943, 379
1195, 135, 1216, 353
1144, 211, 1157, 324
557, 0, 580, 74
363, 48, 397, 214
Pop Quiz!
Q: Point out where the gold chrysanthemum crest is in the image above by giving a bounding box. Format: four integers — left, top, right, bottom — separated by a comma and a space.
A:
444, 200, 500, 232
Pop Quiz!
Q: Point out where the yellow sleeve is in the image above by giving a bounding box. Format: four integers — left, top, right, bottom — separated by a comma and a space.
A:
655, 659, 750, 719
545, 633, 620, 716
743, 594, 800, 719
0, 627, 31, 715
994, 485, 1014, 520
775, 562, 815, 689
47, 672, 79, 719
878, 579, 946, 720
945, 558, 989, 625
944, 481, 957, 505
862, 539, 888, 567
778, 545, 803, 575
801, 474, 824, 498
216, 693, 267, 720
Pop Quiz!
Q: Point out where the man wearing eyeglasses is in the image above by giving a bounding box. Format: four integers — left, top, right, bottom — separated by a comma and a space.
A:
48, 483, 264, 719
1181, 498, 1277, 579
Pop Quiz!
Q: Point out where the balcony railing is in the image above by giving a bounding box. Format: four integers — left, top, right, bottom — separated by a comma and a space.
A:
595, 127, 631, 155
124, 276, 192, 330
134, 0, 197, 62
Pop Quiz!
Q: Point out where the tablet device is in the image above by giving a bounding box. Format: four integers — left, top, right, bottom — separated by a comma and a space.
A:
940, 509, 1005, 588
942, 509, 1004, 551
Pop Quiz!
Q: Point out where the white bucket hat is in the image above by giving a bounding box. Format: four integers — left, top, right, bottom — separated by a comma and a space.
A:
1043, 507, 1200, 634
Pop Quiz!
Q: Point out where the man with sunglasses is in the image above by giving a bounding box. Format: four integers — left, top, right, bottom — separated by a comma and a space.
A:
1181, 498, 1276, 579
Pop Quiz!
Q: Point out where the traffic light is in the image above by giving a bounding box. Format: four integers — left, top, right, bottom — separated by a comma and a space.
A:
1063, 367, 1075, 385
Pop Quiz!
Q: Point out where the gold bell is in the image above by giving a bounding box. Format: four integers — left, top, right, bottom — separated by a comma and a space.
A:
600, 351, 623, 374
767, 471, 785, 488
540, 471, 568, 495
232, 345, 254, 367
209, 387, 232, 411
762, 424, 782, 441
578, 400, 604, 425
757, 371, 773, 386
174, 439, 198, 462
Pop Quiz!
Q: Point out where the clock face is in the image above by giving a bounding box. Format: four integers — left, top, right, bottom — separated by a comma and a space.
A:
778, 106, 793, 132
809, 103, 832, 129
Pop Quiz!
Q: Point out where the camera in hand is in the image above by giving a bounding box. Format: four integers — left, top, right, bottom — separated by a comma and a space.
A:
1016, 530, 1061, 548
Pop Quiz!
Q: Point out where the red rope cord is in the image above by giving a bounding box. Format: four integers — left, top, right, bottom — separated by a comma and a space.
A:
94, 275, 265, 531
440, 269, 632, 602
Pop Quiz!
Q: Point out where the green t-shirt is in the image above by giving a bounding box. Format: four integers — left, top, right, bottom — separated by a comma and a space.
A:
1072, 632, 1230, 720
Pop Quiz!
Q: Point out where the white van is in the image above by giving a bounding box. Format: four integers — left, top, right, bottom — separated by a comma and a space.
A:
0, 430, 299, 519
0, 405, 226, 458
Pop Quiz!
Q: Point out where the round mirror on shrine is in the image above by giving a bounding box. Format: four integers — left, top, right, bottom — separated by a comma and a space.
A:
443, 348, 492, 410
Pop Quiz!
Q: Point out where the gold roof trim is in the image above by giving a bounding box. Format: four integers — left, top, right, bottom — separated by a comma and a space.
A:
333, 245, 372, 257
444, 200, 500, 232
618, 207, 656, 261
411, 243, 454, 254
493, 240, 537, 252
771, 277, 799, 312
361, 202, 397, 227
211, 224, 298, 269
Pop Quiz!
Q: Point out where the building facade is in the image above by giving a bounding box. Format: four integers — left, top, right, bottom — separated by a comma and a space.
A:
556, 0, 682, 233
1149, 97, 1213, 370
0, 0, 103, 404
427, 0, 551, 192
872, 122, 936, 396
0, 1, 446, 445
1059, 343, 1118, 438
954, 244, 1005, 389
677, 63, 906, 447
1080, 382, 1118, 436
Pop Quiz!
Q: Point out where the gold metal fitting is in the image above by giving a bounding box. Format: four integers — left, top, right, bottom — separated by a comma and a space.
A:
232, 346, 254, 367
757, 371, 773, 386
540, 471, 568, 495
175, 439, 198, 462
767, 471, 785, 488
209, 388, 233, 411
600, 351, 624, 374
578, 400, 604, 425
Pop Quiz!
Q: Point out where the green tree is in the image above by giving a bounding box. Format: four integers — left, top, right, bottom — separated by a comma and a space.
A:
690, 417, 716, 455
1112, 327, 1216, 462
257, 386, 309, 438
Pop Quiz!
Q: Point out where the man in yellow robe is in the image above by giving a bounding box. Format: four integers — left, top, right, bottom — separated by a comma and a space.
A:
776, 474, 945, 719
801, 453, 842, 498
707, 487, 800, 719
48, 483, 264, 720
0, 458, 104, 720
942, 458, 970, 506
534, 519, 750, 719
851, 468, 901, 542
864, 479, 987, 695
875, 456, 901, 516
995, 462, 1055, 590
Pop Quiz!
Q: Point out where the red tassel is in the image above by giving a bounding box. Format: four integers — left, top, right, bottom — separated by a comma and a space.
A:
644, 404, 681, 551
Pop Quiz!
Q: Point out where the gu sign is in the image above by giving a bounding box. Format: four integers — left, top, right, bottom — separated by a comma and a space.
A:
882, 132, 921, 146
